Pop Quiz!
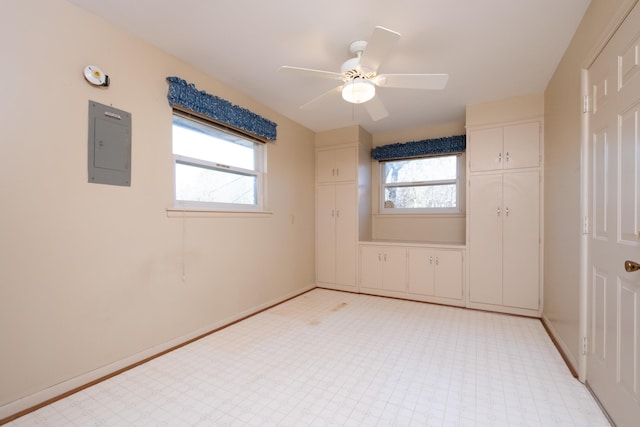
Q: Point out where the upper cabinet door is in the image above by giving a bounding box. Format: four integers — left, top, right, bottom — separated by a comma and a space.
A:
468, 122, 540, 172
503, 122, 540, 170
316, 149, 336, 183
333, 147, 357, 181
316, 146, 357, 183
468, 127, 504, 172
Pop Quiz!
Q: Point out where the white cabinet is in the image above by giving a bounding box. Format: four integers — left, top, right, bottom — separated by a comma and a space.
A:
317, 183, 357, 289
468, 122, 540, 172
359, 243, 465, 306
408, 248, 463, 301
359, 245, 406, 292
467, 119, 542, 316
316, 146, 357, 183
315, 128, 372, 291
468, 170, 540, 312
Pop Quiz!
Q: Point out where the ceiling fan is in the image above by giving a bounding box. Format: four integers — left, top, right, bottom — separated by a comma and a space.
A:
280, 26, 449, 121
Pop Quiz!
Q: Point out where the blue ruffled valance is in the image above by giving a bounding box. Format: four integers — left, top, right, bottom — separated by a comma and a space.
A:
166, 77, 277, 141
372, 134, 466, 161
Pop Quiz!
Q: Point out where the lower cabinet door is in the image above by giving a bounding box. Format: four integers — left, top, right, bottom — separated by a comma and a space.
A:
434, 250, 463, 300
408, 248, 435, 296
381, 247, 407, 292
360, 245, 383, 289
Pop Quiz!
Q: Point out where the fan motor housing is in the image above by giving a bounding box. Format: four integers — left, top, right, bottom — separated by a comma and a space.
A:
341, 41, 374, 77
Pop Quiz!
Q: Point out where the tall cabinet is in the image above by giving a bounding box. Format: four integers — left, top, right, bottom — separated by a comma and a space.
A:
315, 126, 372, 292
466, 121, 543, 316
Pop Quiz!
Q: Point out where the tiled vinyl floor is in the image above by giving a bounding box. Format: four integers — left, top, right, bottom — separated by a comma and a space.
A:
7, 289, 610, 426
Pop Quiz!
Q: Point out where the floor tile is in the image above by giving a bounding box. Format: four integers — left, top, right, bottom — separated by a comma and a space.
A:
5, 289, 611, 426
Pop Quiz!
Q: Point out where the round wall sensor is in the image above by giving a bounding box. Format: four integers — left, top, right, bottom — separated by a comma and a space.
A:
84, 65, 109, 86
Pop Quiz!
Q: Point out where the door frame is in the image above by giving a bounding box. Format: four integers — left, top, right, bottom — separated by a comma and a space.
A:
579, 0, 639, 383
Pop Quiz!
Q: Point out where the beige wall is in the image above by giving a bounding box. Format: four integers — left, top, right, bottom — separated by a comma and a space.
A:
0, 0, 315, 414
543, 0, 633, 372
466, 93, 544, 128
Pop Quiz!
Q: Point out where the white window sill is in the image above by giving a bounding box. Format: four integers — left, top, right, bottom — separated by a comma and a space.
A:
166, 207, 273, 218
373, 213, 465, 219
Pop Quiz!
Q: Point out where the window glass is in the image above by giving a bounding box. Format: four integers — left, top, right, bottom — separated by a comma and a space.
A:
381, 155, 460, 212
383, 156, 456, 183
172, 113, 264, 210
172, 116, 255, 169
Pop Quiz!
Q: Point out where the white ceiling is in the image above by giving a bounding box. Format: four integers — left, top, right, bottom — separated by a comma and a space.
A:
68, 0, 591, 136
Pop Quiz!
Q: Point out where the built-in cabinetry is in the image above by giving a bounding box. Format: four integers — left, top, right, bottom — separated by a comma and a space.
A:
359, 242, 465, 307
466, 120, 542, 316
315, 127, 371, 292
316, 183, 357, 288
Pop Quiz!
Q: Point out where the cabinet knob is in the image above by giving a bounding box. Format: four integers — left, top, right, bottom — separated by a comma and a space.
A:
505, 207, 510, 216
498, 152, 502, 163
505, 151, 510, 163
497, 207, 501, 216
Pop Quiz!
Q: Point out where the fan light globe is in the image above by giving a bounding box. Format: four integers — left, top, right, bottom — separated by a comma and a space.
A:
342, 79, 375, 104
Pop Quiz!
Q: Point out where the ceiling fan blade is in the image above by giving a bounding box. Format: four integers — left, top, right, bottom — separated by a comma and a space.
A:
299, 86, 343, 110
374, 73, 449, 90
279, 65, 344, 81
358, 26, 401, 74
364, 95, 388, 121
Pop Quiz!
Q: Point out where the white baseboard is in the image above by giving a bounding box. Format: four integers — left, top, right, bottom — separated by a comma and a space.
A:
0, 285, 316, 421
541, 313, 579, 377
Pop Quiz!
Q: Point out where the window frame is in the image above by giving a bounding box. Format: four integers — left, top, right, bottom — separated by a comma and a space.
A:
379, 153, 462, 215
172, 111, 266, 212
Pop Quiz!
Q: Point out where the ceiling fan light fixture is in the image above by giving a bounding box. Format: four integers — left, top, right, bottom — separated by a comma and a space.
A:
342, 78, 375, 104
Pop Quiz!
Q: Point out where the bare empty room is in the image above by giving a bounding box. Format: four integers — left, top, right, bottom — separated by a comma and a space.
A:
1, 0, 639, 425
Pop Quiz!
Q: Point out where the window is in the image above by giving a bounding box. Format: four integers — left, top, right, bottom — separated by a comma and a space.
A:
172, 113, 265, 211
380, 154, 461, 213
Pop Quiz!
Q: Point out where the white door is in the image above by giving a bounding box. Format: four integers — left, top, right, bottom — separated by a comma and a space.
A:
587, 3, 640, 425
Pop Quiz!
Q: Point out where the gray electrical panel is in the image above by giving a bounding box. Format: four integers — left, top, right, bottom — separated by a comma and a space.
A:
88, 100, 132, 186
